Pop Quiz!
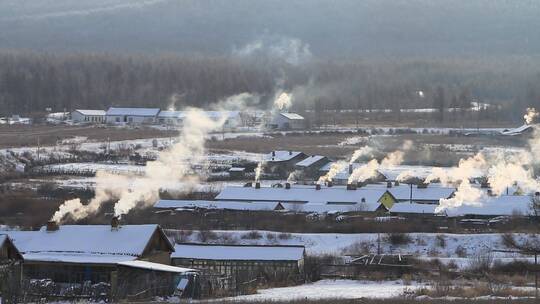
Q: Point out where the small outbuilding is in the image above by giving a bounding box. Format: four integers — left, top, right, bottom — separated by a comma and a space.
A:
294, 155, 331, 179
71, 109, 106, 124
269, 112, 305, 130
172, 243, 305, 296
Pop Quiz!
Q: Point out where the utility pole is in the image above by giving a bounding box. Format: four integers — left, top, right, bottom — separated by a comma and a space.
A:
36, 136, 40, 161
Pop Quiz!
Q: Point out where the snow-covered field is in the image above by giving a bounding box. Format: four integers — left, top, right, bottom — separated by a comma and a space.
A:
221, 279, 420, 301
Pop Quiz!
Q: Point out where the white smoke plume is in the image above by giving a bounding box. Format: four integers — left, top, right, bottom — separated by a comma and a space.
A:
424, 152, 487, 185
348, 140, 412, 184
233, 36, 313, 66
318, 161, 347, 184
52, 104, 235, 223
273, 92, 292, 111
524, 107, 539, 125
436, 180, 484, 213
349, 146, 374, 164
254, 161, 265, 182
287, 170, 303, 182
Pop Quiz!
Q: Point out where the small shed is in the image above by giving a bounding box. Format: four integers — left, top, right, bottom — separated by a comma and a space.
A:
71, 110, 106, 124
269, 112, 305, 130
172, 243, 305, 296
228, 167, 246, 179
294, 155, 331, 179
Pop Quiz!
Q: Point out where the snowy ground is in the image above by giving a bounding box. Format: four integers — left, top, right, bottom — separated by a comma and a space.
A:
167, 230, 532, 269
220, 280, 420, 301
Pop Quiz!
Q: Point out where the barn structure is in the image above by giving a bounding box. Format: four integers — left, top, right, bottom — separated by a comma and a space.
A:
6, 222, 198, 301
105, 107, 161, 124
171, 243, 305, 296
71, 109, 106, 123
269, 112, 305, 130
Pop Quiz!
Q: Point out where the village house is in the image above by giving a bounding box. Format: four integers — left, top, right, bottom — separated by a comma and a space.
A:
6, 222, 198, 301
263, 150, 308, 178
105, 107, 161, 124
269, 112, 305, 130
171, 243, 305, 296
294, 155, 332, 180
70, 109, 106, 123
154, 199, 285, 212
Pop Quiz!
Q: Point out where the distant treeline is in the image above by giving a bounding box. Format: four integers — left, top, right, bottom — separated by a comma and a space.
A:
1, 51, 539, 123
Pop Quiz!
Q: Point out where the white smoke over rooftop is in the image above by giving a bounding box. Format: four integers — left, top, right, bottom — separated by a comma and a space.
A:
273, 92, 292, 111
524, 107, 539, 125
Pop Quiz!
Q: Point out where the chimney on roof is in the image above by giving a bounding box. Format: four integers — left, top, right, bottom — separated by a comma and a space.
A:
348, 164, 353, 174
356, 181, 365, 188
46, 220, 59, 232
111, 216, 120, 230
480, 181, 490, 189
386, 181, 393, 188
361, 198, 366, 203
346, 183, 357, 190
327, 181, 333, 187
244, 182, 252, 187
272, 151, 276, 157
394, 181, 400, 186
289, 150, 292, 155
487, 189, 494, 196
285, 182, 291, 189
255, 182, 261, 189
315, 184, 321, 190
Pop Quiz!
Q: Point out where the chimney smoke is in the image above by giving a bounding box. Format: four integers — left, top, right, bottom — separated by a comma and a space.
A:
46, 220, 59, 232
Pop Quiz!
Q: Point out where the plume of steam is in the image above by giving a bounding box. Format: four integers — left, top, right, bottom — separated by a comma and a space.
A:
435, 180, 484, 213
254, 161, 265, 182
348, 140, 412, 184
52, 107, 232, 223
287, 170, 303, 182
524, 108, 539, 125
487, 162, 538, 196
273, 92, 292, 111
425, 153, 487, 185
318, 161, 347, 184
349, 146, 374, 164
233, 36, 313, 66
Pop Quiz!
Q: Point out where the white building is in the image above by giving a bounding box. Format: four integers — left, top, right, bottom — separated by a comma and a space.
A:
269, 112, 305, 130
71, 109, 106, 123
105, 107, 161, 124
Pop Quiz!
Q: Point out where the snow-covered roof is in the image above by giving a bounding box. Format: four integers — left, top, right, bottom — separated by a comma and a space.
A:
0, 234, 7, 247
172, 244, 305, 261
390, 203, 438, 214
263, 150, 304, 162
155, 200, 281, 211
443, 195, 533, 217
280, 113, 304, 120
118, 260, 196, 273
363, 184, 455, 202
215, 185, 387, 204
229, 167, 246, 172
74, 109, 106, 116
106, 107, 160, 116
295, 155, 328, 168
6, 224, 165, 259
23, 253, 137, 264
501, 124, 534, 136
